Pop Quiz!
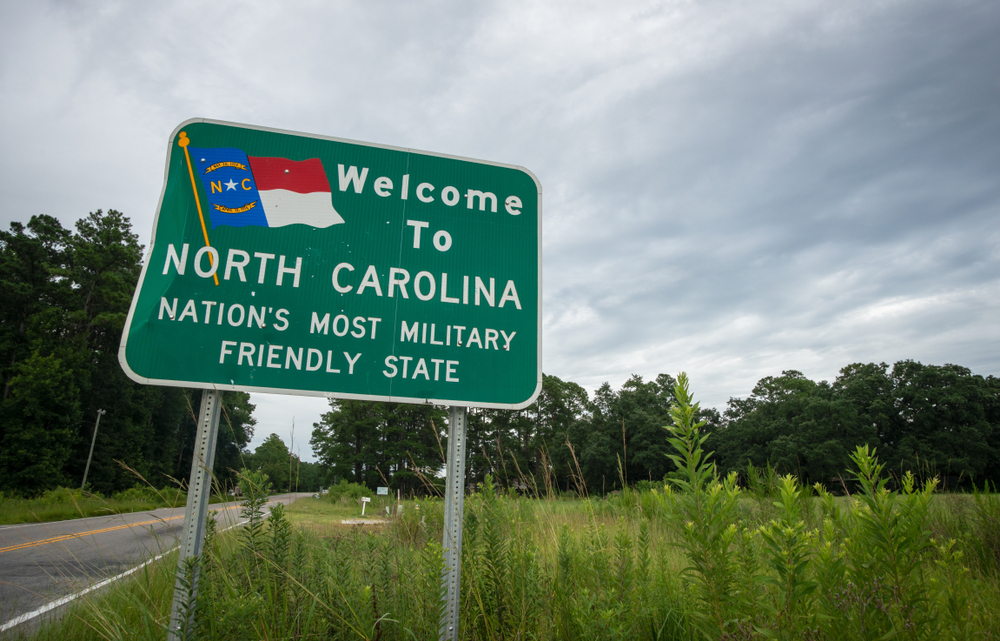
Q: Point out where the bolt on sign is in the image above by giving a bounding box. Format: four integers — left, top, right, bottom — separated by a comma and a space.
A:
120, 119, 541, 409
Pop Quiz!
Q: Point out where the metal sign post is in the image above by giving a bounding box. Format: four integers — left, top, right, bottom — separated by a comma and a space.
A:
167, 389, 222, 641
440, 405, 468, 641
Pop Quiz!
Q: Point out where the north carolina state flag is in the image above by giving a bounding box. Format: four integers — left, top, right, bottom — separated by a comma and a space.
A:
190, 147, 344, 229
247, 156, 344, 228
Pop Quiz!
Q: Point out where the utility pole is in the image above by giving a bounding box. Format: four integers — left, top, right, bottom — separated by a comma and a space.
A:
81, 409, 106, 490
288, 420, 295, 495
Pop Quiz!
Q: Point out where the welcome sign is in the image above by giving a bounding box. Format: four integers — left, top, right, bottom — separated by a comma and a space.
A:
120, 119, 541, 409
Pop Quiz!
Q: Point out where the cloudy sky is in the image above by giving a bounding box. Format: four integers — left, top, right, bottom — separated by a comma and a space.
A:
2, 1, 998, 460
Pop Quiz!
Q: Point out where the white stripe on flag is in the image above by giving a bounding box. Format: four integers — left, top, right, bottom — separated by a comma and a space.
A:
258, 190, 345, 228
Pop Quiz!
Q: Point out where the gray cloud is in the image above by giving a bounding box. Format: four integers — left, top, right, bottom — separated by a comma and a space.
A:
2, 0, 997, 454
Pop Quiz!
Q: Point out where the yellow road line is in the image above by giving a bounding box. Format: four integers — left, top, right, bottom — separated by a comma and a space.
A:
0, 505, 243, 555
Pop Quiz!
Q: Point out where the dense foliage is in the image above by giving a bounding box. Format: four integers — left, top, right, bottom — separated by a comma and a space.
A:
311, 400, 448, 494
0, 213, 254, 495
712, 364, 1000, 488
313, 367, 999, 495
243, 432, 324, 492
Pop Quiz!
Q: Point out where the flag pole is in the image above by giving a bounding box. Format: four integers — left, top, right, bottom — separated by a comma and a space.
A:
177, 131, 219, 286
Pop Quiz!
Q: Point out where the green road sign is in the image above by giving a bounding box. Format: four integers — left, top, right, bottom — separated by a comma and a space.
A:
120, 119, 541, 409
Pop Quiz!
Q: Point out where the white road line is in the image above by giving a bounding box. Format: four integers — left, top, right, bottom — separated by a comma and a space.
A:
0, 548, 173, 633
0, 502, 291, 633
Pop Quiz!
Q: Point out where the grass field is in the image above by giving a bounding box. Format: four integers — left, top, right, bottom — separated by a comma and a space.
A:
285, 496, 392, 534
11, 378, 1000, 639
0, 486, 236, 525
14, 486, 1000, 640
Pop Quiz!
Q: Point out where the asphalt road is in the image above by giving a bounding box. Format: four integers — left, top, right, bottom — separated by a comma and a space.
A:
0, 493, 307, 634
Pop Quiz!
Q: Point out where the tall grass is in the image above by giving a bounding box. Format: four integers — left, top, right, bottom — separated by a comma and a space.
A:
0, 486, 202, 525
16, 374, 1000, 639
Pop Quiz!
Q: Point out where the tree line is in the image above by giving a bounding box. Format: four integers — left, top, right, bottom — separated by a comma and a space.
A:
5, 212, 997, 497
312, 363, 1000, 494
0, 212, 255, 495
244, 432, 324, 493
309, 373, 717, 495
714, 363, 1000, 488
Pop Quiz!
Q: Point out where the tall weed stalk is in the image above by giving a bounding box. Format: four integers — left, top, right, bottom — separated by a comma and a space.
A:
663, 373, 744, 637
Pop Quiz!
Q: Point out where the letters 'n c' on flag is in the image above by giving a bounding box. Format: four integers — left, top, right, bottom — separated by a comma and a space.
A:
190, 147, 344, 229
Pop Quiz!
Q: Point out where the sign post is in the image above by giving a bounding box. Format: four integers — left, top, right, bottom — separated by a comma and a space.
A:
121, 119, 541, 640
167, 389, 222, 641
440, 406, 468, 641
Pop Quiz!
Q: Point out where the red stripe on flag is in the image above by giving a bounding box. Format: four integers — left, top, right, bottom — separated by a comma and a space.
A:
248, 157, 332, 194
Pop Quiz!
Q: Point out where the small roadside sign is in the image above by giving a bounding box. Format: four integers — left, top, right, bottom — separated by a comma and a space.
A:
377, 486, 389, 495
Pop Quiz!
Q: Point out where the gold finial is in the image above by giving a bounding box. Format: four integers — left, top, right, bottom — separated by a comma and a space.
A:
178, 131, 190, 148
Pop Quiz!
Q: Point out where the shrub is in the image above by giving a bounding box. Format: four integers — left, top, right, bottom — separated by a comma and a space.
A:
111, 486, 160, 503
41, 486, 94, 503
325, 479, 368, 504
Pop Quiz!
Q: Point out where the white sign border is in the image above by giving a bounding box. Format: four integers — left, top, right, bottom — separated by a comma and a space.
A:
118, 118, 542, 410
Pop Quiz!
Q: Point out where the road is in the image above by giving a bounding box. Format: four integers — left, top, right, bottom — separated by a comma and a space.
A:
0, 493, 306, 634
